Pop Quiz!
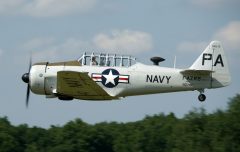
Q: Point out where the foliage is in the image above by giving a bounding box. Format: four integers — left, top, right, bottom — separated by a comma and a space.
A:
0, 94, 240, 152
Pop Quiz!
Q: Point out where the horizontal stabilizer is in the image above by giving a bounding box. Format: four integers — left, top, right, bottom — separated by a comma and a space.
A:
180, 69, 213, 75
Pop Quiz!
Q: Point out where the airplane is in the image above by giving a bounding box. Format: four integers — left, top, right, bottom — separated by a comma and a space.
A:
22, 41, 231, 107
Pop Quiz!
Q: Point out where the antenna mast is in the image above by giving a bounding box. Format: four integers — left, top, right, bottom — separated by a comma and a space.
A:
174, 55, 176, 69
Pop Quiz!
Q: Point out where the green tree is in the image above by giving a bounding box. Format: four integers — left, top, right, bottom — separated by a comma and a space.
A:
0, 117, 19, 152
0, 94, 240, 152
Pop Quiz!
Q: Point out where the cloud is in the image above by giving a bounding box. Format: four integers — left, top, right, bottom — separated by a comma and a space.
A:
23, 37, 55, 50
188, 0, 240, 8
190, 0, 225, 7
177, 21, 240, 54
213, 21, 240, 52
0, 0, 24, 14
93, 30, 153, 54
176, 41, 207, 53
23, 30, 153, 61
24, 38, 91, 61
0, 0, 96, 17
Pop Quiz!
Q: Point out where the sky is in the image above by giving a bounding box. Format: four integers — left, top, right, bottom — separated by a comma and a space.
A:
0, 0, 239, 128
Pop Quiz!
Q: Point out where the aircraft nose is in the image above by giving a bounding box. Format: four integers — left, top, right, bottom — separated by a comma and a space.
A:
22, 73, 29, 83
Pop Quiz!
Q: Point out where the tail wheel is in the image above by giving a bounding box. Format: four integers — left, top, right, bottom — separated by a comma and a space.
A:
198, 94, 206, 102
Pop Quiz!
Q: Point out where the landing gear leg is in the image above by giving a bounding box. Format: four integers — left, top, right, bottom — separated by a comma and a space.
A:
198, 90, 206, 102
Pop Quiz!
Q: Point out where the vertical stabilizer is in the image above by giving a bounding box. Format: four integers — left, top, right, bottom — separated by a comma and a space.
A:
190, 41, 231, 88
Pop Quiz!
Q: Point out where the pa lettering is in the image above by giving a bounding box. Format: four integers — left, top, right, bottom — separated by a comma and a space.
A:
202, 53, 224, 67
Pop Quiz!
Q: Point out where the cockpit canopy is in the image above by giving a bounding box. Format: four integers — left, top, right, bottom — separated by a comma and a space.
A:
78, 52, 136, 67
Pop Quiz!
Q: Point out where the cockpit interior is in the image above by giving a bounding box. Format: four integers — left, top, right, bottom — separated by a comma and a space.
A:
78, 52, 136, 67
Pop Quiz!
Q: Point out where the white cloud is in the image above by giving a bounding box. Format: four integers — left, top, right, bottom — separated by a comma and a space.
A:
23, 37, 55, 50
24, 38, 91, 61
23, 0, 96, 17
0, 0, 96, 17
177, 21, 240, 54
177, 41, 207, 53
190, 0, 225, 7
93, 30, 153, 54
40, 39, 92, 60
24, 29, 153, 61
176, 21, 240, 68
214, 21, 240, 52
0, 0, 25, 14
189, 0, 240, 8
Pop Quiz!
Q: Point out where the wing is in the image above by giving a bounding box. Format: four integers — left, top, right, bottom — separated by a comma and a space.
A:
57, 71, 117, 100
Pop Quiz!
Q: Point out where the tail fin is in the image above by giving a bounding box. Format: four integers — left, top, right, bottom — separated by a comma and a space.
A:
190, 41, 231, 88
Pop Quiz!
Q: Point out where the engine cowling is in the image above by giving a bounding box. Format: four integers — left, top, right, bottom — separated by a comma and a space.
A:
30, 63, 47, 95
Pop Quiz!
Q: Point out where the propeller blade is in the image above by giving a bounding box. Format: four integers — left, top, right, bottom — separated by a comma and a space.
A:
28, 55, 32, 73
26, 84, 30, 108
25, 55, 32, 108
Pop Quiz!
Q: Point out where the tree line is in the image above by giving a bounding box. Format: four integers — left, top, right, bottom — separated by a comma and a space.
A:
0, 94, 240, 152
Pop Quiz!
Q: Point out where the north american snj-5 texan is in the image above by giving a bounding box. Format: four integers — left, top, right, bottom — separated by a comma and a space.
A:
22, 41, 231, 107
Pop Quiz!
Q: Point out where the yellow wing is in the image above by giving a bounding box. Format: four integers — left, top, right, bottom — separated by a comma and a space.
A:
57, 71, 117, 100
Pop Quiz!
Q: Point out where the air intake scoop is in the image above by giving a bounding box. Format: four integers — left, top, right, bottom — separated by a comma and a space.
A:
150, 56, 165, 65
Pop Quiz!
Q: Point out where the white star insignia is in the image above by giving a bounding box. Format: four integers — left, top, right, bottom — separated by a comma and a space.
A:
103, 70, 118, 85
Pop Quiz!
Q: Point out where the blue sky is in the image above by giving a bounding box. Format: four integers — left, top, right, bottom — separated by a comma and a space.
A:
0, 0, 239, 128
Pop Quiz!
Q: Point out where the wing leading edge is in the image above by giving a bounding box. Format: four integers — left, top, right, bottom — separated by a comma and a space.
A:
57, 71, 118, 100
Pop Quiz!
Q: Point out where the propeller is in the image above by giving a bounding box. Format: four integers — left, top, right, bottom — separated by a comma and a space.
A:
22, 56, 32, 108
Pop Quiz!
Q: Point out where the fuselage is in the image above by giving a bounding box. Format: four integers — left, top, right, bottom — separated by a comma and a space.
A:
29, 62, 213, 99
22, 41, 231, 102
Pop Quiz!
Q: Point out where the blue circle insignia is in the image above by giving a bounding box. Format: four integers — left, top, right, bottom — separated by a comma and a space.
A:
101, 69, 119, 88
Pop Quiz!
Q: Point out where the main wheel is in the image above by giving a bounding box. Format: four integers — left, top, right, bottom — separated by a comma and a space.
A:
198, 94, 206, 102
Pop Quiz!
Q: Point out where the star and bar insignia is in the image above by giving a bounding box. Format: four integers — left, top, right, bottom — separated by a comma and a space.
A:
92, 69, 130, 88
